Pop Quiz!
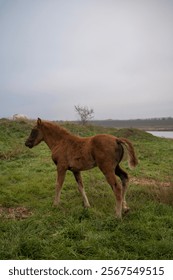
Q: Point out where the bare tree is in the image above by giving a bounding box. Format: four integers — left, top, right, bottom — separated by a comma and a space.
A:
74, 105, 94, 125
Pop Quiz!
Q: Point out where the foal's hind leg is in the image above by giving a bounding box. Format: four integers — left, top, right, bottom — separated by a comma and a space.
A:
73, 171, 90, 208
115, 165, 130, 213
99, 164, 122, 219
105, 171, 122, 218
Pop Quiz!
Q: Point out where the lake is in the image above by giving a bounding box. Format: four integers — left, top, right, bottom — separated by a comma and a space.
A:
147, 131, 173, 139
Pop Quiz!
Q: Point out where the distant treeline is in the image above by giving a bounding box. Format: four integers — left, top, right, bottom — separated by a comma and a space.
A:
90, 117, 173, 131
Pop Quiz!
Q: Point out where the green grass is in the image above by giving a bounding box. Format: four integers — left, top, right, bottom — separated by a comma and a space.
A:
0, 119, 173, 260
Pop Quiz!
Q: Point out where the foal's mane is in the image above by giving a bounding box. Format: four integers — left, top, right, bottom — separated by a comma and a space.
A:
41, 120, 71, 137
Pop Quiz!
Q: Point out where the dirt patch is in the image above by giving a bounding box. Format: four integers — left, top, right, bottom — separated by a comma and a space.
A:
0, 206, 32, 220
131, 177, 172, 188
130, 177, 173, 206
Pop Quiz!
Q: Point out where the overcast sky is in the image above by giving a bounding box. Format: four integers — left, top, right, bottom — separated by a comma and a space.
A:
0, 0, 173, 120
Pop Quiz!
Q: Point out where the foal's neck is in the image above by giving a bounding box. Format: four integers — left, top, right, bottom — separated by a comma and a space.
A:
41, 123, 71, 151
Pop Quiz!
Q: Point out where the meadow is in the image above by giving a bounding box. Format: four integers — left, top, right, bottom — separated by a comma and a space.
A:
0, 119, 173, 260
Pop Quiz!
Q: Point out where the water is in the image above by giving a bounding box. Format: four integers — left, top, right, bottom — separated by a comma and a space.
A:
147, 131, 173, 139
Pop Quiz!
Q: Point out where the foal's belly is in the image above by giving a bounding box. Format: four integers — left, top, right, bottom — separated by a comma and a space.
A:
68, 155, 96, 172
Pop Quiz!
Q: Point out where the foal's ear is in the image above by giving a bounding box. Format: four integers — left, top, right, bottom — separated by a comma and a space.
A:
37, 118, 42, 126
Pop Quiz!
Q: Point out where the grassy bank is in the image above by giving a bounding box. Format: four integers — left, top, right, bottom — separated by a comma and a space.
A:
0, 119, 173, 260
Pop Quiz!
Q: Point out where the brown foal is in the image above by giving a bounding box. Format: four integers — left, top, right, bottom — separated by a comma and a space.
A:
25, 118, 138, 218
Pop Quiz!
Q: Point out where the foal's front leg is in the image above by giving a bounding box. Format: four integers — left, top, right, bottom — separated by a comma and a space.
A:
73, 171, 90, 208
53, 168, 66, 206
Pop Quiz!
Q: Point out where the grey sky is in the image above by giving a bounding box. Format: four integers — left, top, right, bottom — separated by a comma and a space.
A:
0, 0, 173, 120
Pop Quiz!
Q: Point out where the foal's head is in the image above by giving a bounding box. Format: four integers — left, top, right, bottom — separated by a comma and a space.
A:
25, 118, 43, 148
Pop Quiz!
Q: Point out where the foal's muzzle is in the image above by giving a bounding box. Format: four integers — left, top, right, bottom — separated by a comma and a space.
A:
25, 141, 33, 148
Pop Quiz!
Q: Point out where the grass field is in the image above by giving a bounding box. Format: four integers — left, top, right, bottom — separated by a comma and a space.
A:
0, 119, 173, 260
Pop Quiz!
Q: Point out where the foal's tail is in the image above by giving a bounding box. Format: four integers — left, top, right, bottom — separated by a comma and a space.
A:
117, 138, 138, 169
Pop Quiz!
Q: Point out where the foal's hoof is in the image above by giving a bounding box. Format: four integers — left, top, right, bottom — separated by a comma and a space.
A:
83, 201, 91, 208
53, 201, 59, 207
84, 203, 91, 208
123, 207, 130, 214
115, 215, 122, 220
